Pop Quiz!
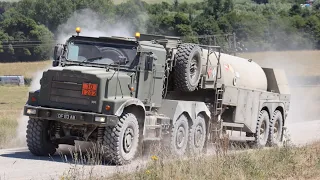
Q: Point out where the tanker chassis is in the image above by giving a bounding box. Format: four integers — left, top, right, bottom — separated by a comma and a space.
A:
23, 28, 291, 165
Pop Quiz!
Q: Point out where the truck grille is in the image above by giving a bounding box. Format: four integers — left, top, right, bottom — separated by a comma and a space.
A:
50, 81, 91, 106
41, 71, 99, 112
37, 69, 101, 113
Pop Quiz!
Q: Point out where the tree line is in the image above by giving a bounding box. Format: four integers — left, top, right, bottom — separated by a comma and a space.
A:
0, 0, 319, 62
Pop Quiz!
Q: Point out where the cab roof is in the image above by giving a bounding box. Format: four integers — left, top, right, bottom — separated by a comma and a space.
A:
67, 35, 138, 46
67, 33, 182, 47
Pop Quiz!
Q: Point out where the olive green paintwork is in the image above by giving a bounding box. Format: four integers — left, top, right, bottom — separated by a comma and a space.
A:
24, 33, 292, 136
23, 104, 119, 126
134, 41, 167, 107
23, 37, 169, 124
37, 65, 134, 114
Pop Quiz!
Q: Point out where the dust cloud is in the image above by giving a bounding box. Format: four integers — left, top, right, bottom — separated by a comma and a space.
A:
239, 51, 320, 124
55, 8, 139, 44
15, 66, 51, 147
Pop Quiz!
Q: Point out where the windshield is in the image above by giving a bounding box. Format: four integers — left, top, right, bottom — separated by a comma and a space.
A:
66, 39, 138, 66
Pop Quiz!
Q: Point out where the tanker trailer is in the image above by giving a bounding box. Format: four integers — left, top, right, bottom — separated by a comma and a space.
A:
203, 49, 290, 147
165, 43, 290, 148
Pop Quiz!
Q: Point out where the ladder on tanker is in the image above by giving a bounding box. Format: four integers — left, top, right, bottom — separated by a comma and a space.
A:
214, 88, 224, 116
205, 86, 225, 152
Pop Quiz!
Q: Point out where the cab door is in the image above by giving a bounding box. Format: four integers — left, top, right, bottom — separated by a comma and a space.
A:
136, 49, 165, 108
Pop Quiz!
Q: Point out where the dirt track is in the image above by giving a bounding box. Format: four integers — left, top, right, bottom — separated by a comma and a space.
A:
0, 120, 319, 180
0, 144, 150, 180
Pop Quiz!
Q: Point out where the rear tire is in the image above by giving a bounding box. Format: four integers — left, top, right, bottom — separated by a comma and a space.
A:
268, 110, 283, 147
170, 114, 189, 156
188, 114, 206, 155
174, 43, 202, 92
253, 110, 270, 148
26, 118, 57, 156
103, 112, 140, 165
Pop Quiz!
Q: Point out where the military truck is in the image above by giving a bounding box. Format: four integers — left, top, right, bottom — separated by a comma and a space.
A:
23, 27, 291, 165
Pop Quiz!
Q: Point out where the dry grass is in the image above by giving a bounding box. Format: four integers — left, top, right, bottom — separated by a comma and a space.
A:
0, 61, 50, 79
0, 85, 29, 148
109, 141, 320, 180
56, 141, 320, 180
0, 60, 50, 148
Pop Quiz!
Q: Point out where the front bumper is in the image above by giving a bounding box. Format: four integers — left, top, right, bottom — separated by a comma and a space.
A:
23, 104, 119, 126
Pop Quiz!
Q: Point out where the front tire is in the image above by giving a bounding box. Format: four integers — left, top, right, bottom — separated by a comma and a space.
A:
103, 112, 140, 165
26, 118, 57, 156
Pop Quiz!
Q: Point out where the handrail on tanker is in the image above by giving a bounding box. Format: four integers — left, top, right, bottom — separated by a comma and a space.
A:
197, 44, 222, 89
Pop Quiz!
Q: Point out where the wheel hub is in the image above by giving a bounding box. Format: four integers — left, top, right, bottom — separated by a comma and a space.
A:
190, 58, 198, 81
176, 126, 186, 149
260, 121, 266, 141
194, 125, 203, 147
124, 127, 134, 153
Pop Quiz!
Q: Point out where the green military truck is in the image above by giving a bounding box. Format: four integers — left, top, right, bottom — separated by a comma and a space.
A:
23, 28, 291, 165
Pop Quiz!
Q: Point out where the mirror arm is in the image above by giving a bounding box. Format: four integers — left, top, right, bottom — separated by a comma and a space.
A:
52, 44, 66, 67
145, 53, 157, 71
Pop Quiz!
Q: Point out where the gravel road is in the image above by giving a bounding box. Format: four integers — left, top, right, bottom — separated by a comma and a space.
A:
0, 120, 319, 180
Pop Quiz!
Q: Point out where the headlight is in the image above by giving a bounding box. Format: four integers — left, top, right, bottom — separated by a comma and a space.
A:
26, 109, 37, 115
95, 116, 106, 122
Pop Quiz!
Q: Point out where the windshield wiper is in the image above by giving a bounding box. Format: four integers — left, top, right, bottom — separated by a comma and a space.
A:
80, 56, 103, 63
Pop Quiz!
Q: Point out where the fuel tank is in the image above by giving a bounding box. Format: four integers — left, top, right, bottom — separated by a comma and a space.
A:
201, 50, 268, 91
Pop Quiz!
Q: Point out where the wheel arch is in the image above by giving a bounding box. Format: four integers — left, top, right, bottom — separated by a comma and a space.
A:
274, 106, 285, 124
197, 111, 210, 128
176, 111, 193, 128
158, 100, 211, 129
260, 102, 286, 121
261, 106, 271, 119
114, 98, 146, 127
172, 109, 210, 127
252, 106, 271, 135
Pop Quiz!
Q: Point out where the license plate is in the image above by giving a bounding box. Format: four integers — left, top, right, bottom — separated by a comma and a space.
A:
57, 113, 76, 120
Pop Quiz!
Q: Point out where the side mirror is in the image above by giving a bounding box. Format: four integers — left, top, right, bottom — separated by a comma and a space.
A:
53, 44, 64, 61
52, 60, 59, 67
145, 54, 156, 71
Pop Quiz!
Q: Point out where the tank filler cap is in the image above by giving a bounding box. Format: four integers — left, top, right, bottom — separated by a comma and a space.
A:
248, 59, 252, 62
